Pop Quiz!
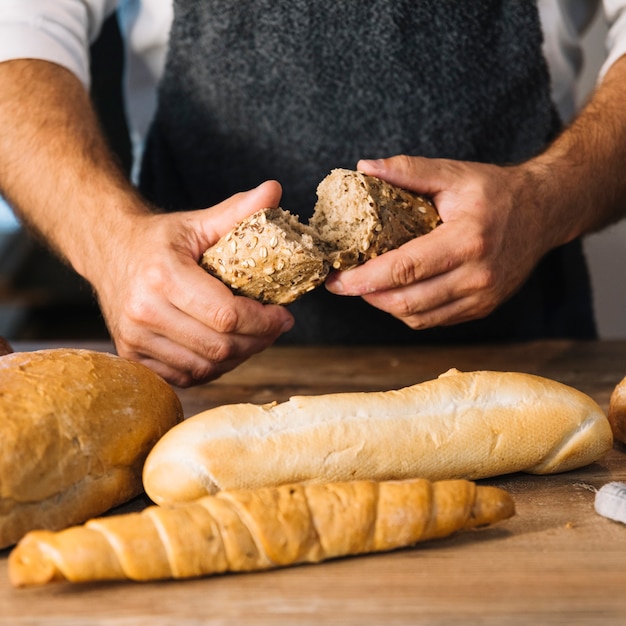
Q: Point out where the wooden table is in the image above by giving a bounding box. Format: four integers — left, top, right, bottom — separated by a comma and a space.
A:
2, 339, 626, 625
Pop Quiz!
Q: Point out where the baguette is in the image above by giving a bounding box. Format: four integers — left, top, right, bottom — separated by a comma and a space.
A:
143, 369, 612, 506
200, 169, 440, 304
8, 477, 514, 586
608, 376, 626, 444
0, 348, 183, 549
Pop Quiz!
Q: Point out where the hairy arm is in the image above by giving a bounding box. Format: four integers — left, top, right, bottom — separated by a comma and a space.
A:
526, 53, 626, 237
327, 54, 626, 329
0, 60, 293, 386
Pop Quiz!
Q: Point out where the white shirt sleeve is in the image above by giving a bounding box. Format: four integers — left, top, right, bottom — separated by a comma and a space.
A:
601, 0, 626, 76
0, 0, 118, 87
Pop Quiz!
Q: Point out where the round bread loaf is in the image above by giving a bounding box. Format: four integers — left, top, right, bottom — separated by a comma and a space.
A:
0, 348, 183, 548
608, 376, 626, 444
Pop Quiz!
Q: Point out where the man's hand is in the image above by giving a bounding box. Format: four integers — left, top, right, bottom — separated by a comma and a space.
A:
327, 54, 626, 331
93, 181, 294, 387
325, 155, 555, 329
0, 60, 292, 387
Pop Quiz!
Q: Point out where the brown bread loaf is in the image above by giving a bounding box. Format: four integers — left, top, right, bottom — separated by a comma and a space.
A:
0, 335, 12, 356
9, 478, 514, 586
608, 376, 626, 443
0, 348, 183, 548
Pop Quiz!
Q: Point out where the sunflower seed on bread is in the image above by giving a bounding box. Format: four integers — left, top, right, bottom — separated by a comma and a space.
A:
310, 168, 440, 270
200, 208, 329, 305
200, 169, 441, 304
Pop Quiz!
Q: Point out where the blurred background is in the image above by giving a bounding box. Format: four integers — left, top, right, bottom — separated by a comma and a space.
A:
0, 10, 624, 342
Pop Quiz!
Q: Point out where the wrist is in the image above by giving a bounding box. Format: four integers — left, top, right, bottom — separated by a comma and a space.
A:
67, 192, 152, 286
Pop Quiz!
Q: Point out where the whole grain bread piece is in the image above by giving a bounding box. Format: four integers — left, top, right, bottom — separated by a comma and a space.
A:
200, 169, 440, 304
200, 208, 329, 305
310, 168, 441, 270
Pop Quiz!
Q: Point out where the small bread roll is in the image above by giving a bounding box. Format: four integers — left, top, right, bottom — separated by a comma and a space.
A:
0, 348, 183, 548
608, 376, 626, 444
0, 335, 13, 356
200, 208, 329, 305
200, 169, 440, 304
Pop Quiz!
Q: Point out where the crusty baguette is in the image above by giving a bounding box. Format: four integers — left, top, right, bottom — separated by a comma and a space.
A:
608, 376, 626, 444
143, 369, 612, 505
8, 477, 514, 586
200, 169, 440, 304
0, 348, 183, 549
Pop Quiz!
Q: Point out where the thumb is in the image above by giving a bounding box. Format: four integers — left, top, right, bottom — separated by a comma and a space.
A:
357, 155, 451, 197
199, 180, 283, 243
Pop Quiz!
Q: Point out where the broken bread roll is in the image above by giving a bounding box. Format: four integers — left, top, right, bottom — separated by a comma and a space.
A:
200, 168, 440, 304
310, 167, 441, 269
9, 477, 514, 586
608, 375, 626, 444
201, 207, 329, 305
0, 348, 183, 549
143, 369, 612, 506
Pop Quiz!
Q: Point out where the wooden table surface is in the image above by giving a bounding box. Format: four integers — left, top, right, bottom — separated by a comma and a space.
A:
2, 339, 626, 625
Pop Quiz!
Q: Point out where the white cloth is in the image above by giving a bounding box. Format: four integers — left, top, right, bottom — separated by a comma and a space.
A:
1, 0, 625, 171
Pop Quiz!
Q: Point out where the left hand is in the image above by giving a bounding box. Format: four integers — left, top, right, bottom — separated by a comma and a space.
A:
325, 154, 561, 329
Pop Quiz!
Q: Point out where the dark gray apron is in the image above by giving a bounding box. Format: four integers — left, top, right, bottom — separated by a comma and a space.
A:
140, 0, 596, 344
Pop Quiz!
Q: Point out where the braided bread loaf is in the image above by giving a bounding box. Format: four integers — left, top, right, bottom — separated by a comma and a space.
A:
9, 478, 514, 587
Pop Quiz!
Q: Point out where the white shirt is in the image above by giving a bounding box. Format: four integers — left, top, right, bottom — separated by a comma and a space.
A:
1, 0, 626, 173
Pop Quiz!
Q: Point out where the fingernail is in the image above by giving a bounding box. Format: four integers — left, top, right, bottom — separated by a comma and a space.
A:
325, 275, 344, 294
280, 317, 295, 333
359, 159, 384, 172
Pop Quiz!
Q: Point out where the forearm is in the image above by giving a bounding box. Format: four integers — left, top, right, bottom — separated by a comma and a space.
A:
523, 53, 626, 248
0, 59, 149, 282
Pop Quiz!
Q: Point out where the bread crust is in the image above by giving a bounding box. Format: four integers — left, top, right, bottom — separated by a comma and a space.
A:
608, 376, 626, 443
201, 208, 328, 305
9, 478, 514, 586
143, 369, 612, 506
0, 335, 12, 356
310, 168, 441, 270
0, 348, 183, 548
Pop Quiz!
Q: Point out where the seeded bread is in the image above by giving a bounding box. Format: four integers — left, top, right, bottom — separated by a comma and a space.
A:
310, 168, 441, 270
200, 169, 440, 304
200, 208, 329, 306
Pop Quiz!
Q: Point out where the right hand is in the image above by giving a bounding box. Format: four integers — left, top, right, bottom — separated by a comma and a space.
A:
91, 181, 294, 387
